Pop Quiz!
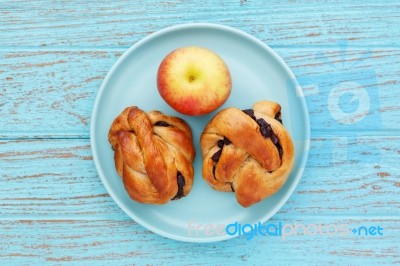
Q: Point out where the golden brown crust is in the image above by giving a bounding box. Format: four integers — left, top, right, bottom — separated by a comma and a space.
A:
200, 100, 295, 207
108, 106, 196, 204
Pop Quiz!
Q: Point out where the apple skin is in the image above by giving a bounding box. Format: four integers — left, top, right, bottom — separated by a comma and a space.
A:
157, 46, 232, 116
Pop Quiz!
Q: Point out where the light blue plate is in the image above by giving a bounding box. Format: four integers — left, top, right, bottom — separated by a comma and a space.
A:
91, 23, 310, 242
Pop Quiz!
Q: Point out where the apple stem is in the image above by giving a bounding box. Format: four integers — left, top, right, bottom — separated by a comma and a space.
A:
189, 75, 196, 82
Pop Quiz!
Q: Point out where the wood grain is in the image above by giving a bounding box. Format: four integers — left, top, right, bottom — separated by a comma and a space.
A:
1, 48, 399, 136
1, 1, 399, 48
2, 0, 400, 264
0, 50, 120, 136
1, 138, 399, 218
0, 218, 398, 264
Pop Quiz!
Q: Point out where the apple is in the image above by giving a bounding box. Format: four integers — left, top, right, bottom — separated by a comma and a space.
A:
157, 46, 232, 116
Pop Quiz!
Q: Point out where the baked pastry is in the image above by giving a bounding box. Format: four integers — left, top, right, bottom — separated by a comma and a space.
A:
108, 106, 196, 204
200, 100, 295, 207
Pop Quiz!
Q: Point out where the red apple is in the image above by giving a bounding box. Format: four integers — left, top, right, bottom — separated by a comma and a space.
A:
157, 46, 232, 116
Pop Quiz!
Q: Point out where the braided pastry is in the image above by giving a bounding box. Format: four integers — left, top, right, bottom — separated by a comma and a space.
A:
200, 100, 295, 207
108, 106, 196, 204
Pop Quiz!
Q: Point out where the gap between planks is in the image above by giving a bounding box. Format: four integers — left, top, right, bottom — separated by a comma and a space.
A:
1, 130, 400, 140
1, 45, 400, 52
0, 214, 399, 221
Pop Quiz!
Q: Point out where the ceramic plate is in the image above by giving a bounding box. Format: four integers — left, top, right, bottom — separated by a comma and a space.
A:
91, 23, 310, 242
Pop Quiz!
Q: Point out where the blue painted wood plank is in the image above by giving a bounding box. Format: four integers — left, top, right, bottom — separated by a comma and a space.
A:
1, 138, 399, 218
0, 217, 398, 265
0, 1, 399, 48
0, 50, 120, 136
1, 1, 399, 264
0, 139, 121, 219
1, 48, 399, 136
277, 47, 400, 133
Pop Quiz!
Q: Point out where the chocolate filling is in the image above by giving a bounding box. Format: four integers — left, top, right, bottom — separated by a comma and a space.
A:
275, 111, 283, 124
242, 109, 256, 121
243, 108, 283, 159
217, 137, 231, 149
224, 137, 232, 145
211, 137, 232, 181
154, 121, 171, 127
211, 149, 222, 162
217, 139, 225, 148
211, 137, 231, 163
211, 137, 235, 191
212, 165, 217, 179
256, 118, 272, 138
172, 171, 185, 200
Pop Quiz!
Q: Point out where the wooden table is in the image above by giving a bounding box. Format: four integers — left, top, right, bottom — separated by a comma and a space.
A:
1, 1, 399, 264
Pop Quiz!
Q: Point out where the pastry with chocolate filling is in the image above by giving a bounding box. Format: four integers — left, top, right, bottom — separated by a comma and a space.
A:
200, 100, 295, 207
108, 106, 196, 204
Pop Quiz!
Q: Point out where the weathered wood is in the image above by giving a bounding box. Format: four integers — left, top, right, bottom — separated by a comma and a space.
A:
1, 48, 399, 136
1, 138, 399, 218
0, 218, 398, 264
2, 0, 400, 264
0, 1, 399, 48
0, 50, 120, 136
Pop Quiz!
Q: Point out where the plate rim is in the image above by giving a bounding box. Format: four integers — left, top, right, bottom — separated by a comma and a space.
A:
90, 22, 311, 243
